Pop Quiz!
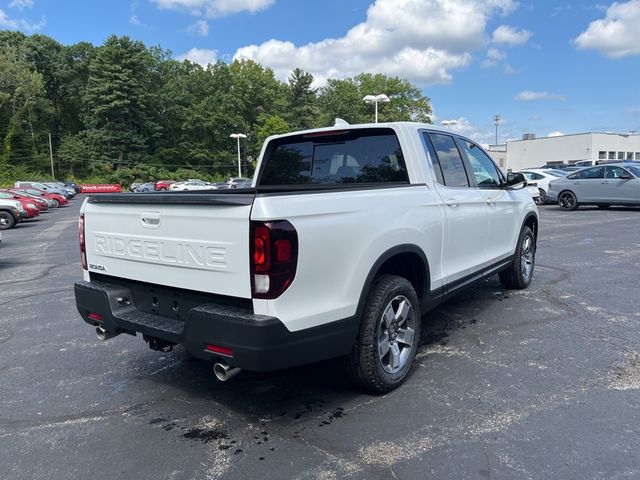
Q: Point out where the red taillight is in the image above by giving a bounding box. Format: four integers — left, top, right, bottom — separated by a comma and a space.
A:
88, 312, 103, 322
253, 225, 271, 272
250, 220, 298, 299
79, 213, 87, 270
205, 344, 233, 356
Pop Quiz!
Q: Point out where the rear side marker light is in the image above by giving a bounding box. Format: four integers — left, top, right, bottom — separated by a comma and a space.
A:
205, 344, 233, 357
88, 312, 103, 322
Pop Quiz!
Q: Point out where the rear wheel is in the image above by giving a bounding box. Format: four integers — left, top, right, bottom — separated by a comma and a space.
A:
0, 211, 16, 230
348, 275, 421, 393
51, 199, 59, 208
499, 226, 535, 290
558, 191, 578, 211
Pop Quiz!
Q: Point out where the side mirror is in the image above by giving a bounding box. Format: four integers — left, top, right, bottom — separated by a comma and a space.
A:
506, 172, 526, 190
619, 174, 632, 180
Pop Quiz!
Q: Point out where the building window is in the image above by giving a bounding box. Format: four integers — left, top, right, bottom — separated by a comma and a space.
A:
636, 153, 640, 161
598, 151, 606, 159
608, 151, 616, 159
617, 151, 625, 160
627, 152, 634, 160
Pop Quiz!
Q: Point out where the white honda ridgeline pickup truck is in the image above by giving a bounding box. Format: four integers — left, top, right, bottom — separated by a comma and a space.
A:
75, 122, 538, 392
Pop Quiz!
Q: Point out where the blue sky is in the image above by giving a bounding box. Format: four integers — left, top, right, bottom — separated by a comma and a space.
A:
2, 0, 639, 145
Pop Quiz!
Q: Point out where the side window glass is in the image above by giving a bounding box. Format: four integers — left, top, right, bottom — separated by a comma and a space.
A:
580, 167, 604, 179
421, 132, 444, 185
428, 133, 469, 188
605, 166, 627, 178
459, 140, 502, 188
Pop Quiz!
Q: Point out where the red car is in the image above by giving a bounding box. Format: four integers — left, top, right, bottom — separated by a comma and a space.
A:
0, 191, 40, 218
155, 180, 176, 191
1, 190, 49, 211
12, 188, 68, 207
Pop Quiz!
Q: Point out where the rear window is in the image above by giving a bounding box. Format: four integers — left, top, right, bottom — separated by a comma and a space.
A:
258, 129, 409, 186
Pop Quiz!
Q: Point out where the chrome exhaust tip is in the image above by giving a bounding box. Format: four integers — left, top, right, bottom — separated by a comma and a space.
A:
213, 362, 242, 382
96, 326, 120, 341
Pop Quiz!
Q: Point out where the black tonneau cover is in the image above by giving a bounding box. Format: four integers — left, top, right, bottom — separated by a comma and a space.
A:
87, 189, 256, 206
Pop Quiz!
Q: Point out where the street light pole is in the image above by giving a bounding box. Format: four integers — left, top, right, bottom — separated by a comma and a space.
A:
229, 133, 247, 178
363, 94, 391, 123
493, 114, 502, 145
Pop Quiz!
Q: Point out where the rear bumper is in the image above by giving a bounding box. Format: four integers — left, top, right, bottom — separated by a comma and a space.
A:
74, 280, 357, 371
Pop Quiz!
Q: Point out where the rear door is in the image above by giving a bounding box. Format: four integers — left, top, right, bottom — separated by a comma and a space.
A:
423, 132, 489, 285
569, 167, 604, 202
83, 193, 254, 298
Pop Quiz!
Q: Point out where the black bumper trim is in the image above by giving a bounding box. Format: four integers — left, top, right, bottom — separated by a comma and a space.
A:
74, 281, 358, 371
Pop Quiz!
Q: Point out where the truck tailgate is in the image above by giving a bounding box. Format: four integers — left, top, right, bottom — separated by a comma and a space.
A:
83, 192, 254, 298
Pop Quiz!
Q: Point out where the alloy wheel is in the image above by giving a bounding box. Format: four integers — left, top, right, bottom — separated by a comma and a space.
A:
377, 295, 416, 374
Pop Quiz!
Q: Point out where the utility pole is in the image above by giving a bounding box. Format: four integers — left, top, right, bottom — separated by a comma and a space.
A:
493, 114, 502, 146
48, 133, 55, 179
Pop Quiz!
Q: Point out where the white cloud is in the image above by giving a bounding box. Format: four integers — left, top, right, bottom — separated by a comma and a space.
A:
150, 0, 274, 18
178, 47, 218, 66
503, 63, 516, 74
515, 90, 565, 101
491, 25, 532, 45
233, 0, 519, 86
186, 19, 209, 36
548, 131, 565, 137
9, 0, 33, 10
574, 0, 640, 58
0, 8, 45, 31
481, 47, 506, 67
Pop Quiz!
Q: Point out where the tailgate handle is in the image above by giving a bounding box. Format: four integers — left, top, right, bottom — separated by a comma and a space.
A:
141, 211, 161, 228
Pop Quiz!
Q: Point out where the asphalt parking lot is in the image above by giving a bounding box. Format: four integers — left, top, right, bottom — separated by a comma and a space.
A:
1, 199, 639, 480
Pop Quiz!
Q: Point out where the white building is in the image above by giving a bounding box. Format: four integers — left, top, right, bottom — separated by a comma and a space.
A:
504, 132, 640, 171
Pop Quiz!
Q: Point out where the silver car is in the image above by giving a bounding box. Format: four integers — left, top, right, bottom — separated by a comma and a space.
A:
546, 163, 640, 210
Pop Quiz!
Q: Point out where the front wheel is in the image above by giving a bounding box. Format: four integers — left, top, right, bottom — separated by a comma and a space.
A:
499, 225, 535, 290
558, 191, 578, 211
0, 211, 16, 230
535, 189, 546, 205
348, 275, 421, 393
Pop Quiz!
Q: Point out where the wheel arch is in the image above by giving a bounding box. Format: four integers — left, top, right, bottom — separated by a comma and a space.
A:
522, 212, 538, 242
355, 244, 430, 321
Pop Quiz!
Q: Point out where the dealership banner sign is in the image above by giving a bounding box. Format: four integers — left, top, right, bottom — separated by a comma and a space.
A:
80, 184, 122, 193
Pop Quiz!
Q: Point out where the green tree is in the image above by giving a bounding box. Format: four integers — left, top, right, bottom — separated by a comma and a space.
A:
286, 68, 318, 130
82, 35, 160, 167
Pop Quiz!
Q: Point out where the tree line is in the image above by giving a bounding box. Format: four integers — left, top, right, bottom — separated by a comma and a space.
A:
0, 31, 432, 185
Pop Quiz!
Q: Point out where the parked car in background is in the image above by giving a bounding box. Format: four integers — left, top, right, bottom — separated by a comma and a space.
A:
0, 198, 25, 229
170, 180, 217, 191
519, 169, 565, 204
12, 188, 68, 207
155, 180, 176, 191
129, 183, 141, 192
45, 182, 76, 198
14, 181, 72, 199
525, 183, 541, 203
225, 178, 253, 189
5, 190, 49, 211
132, 182, 156, 193
0, 191, 40, 218
547, 163, 640, 210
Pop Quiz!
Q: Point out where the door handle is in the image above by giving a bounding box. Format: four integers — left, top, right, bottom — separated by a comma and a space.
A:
445, 199, 458, 207
141, 211, 161, 228
600, 181, 609, 184
486, 198, 495, 206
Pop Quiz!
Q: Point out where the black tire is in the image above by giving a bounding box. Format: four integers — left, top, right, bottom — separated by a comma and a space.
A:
51, 199, 59, 208
597, 204, 610, 209
0, 211, 16, 230
347, 275, 421, 394
536, 189, 546, 205
499, 226, 535, 290
558, 190, 578, 211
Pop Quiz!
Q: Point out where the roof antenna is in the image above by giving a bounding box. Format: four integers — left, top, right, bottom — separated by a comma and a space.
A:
334, 118, 350, 126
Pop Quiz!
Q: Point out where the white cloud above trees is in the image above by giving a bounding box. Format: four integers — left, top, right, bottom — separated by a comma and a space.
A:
232, 0, 520, 86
